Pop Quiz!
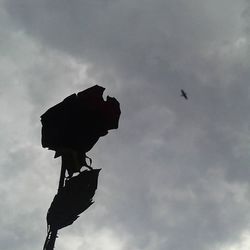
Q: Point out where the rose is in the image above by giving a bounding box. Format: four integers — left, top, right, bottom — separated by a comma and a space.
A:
41, 85, 120, 175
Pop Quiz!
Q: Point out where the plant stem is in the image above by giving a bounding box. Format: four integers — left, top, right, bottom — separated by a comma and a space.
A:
43, 157, 66, 250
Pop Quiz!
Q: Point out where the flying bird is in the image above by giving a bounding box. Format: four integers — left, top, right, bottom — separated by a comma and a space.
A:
181, 89, 188, 100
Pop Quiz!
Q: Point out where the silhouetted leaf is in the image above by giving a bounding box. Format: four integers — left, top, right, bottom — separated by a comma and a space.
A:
47, 169, 101, 230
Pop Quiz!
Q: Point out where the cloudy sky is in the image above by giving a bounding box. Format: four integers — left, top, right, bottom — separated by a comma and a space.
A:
1, 0, 250, 249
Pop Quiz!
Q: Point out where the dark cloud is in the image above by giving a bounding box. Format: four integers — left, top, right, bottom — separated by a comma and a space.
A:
3, 0, 243, 84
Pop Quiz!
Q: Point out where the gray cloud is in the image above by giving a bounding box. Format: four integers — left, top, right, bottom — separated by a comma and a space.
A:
1, 0, 250, 249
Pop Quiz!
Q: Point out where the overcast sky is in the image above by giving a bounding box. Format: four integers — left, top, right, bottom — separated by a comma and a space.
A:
1, 0, 250, 249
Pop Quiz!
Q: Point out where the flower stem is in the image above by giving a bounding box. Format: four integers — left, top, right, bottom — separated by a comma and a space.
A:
43, 157, 66, 250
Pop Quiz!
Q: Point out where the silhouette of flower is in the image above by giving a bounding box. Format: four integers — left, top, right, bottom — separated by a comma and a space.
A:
41, 85, 120, 175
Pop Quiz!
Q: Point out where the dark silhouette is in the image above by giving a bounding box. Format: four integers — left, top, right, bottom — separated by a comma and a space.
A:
41, 85, 120, 176
181, 89, 188, 100
47, 169, 101, 230
41, 85, 120, 250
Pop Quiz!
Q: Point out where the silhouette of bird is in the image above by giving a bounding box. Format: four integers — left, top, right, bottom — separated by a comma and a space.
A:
181, 89, 188, 100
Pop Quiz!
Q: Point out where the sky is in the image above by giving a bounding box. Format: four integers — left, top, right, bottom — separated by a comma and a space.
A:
1, 0, 250, 249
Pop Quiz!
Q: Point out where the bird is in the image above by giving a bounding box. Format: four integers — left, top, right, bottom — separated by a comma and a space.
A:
180, 89, 188, 100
